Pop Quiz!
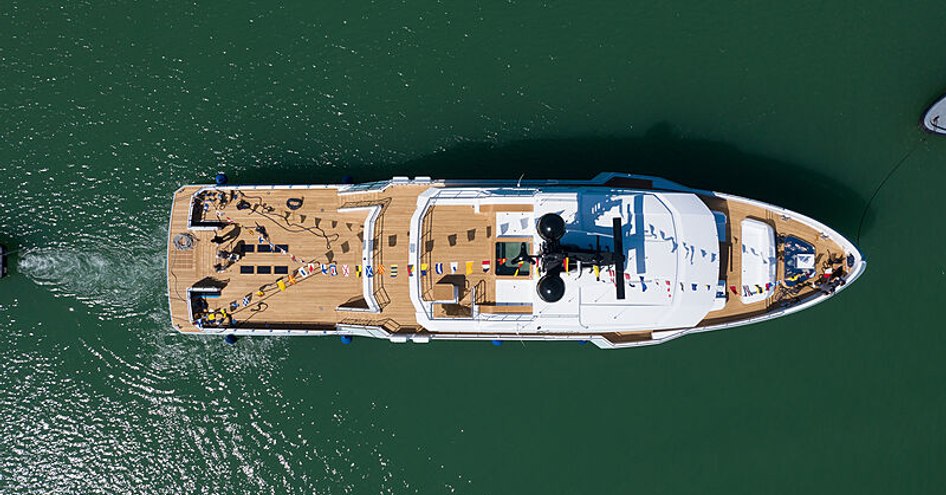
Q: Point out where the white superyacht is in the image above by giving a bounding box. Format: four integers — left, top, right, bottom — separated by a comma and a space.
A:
167, 173, 865, 349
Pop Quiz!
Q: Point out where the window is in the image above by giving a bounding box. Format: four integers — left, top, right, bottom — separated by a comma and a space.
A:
495, 241, 531, 276
240, 265, 254, 274
256, 265, 272, 274
274, 266, 289, 274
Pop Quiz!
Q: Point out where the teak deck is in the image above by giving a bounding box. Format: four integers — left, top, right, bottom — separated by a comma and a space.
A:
698, 195, 844, 325
167, 185, 432, 334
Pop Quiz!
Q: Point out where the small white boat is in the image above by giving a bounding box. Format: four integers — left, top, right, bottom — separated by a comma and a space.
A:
922, 93, 946, 134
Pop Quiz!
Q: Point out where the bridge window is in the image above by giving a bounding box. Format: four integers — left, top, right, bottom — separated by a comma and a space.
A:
495, 241, 531, 276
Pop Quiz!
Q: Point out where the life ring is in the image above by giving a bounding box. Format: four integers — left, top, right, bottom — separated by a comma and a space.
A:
173, 233, 195, 250
286, 197, 304, 210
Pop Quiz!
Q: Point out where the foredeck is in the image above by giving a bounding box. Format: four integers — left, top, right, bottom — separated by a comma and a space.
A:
698, 195, 847, 326
604, 194, 851, 343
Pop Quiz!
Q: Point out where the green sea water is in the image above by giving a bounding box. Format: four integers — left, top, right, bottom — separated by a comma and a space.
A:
2, 1, 945, 493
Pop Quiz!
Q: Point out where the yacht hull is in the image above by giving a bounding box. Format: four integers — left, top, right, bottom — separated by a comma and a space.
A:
166, 173, 865, 349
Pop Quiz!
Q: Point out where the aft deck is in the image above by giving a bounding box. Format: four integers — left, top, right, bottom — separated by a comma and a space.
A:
166, 183, 433, 334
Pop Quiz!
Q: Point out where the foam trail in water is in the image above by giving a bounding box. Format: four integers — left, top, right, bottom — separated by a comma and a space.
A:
19, 245, 165, 318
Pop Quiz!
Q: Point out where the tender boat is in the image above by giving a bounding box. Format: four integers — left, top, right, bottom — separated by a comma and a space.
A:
922, 93, 946, 134
166, 173, 866, 349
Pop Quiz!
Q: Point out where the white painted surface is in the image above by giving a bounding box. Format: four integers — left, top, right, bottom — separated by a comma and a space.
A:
496, 211, 534, 236
794, 253, 815, 270
923, 95, 946, 134
412, 187, 720, 333
495, 279, 535, 305
740, 219, 777, 303
536, 190, 721, 330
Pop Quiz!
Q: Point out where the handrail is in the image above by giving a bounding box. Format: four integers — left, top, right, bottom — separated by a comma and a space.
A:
337, 202, 386, 313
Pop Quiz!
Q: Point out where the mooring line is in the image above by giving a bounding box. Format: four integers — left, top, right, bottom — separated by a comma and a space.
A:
855, 135, 928, 245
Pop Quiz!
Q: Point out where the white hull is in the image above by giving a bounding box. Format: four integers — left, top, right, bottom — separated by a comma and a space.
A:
167, 173, 866, 349
922, 93, 946, 134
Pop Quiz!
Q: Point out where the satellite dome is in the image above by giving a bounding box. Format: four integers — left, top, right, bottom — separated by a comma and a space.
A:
537, 213, 566, 241
537, 273, 566, 303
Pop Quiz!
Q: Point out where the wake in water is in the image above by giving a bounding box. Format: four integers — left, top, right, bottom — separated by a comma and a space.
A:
19, 243, 166, 320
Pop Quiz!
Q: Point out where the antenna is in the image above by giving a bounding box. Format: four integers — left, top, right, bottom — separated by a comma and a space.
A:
595, 235, 601, 280
613, 217, 626, 300
517, 173, 525, 188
